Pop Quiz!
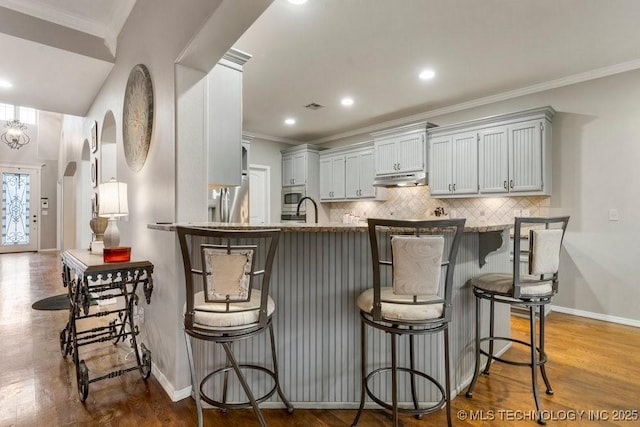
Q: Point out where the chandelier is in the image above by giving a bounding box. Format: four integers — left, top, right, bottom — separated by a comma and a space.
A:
2, 119, 30, 149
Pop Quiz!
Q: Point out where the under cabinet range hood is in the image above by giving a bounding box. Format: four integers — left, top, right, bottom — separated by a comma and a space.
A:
373, 171, 428, 187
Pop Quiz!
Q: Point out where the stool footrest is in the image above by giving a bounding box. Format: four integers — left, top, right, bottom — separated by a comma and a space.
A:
479, 336, 548, 366
199, 364, 278, 410
364, 366, 446, 416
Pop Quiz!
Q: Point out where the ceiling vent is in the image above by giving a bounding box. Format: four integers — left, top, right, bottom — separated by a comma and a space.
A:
305, 102, 324, 110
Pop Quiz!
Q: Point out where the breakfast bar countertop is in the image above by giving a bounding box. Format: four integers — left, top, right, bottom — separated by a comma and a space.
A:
148, 220, 512, 233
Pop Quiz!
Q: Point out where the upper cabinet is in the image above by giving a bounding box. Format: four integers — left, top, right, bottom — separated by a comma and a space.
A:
429, 106, 554, 198
372, 122, 429, 176
281, 145, 321, 198
429, 131, 478, 196
319, 154, 346, 200
207, 49, 250, 187
319, 143, 386, 202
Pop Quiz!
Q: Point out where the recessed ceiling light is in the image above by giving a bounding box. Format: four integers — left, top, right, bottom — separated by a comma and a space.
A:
284, 118, 296, 125
0, 80, 13, 88
419, 69, 436, 80
288, 0, 307, 4
341, 97, 354, 106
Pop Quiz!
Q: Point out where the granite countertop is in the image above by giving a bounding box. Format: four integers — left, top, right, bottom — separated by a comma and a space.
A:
148, 220, 511, 233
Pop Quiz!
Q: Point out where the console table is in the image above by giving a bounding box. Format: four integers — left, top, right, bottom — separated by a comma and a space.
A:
59, 249, 154, 400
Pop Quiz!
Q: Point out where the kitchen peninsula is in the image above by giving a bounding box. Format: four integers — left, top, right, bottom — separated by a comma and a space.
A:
149, 220, 512, 407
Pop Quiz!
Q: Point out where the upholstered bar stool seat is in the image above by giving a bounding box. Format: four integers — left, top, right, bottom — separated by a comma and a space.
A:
357, 288, 444, 321
352, 218, 466, 427
470, 273, 553, 297
465, 216, 570, 426
192, 290, 275, 328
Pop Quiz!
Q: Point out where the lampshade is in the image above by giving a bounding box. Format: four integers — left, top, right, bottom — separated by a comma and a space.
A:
98, 179, 128, 217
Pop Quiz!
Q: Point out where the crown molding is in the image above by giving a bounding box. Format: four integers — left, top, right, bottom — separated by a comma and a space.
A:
310, 58, 640, 144
244, 131, 304, 145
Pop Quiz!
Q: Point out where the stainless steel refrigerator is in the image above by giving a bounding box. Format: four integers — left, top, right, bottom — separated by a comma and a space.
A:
209, 174, 249, 223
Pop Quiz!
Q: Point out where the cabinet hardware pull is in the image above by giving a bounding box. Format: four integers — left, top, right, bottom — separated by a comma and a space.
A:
503, 180, 508, 189
510, 180, 514, 189
448, 184, 452, 192
453, 183, 456, 191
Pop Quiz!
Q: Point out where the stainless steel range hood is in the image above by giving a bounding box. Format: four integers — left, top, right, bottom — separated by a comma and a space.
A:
373, 171, 428, 187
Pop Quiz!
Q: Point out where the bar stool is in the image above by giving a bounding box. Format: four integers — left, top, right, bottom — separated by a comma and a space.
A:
465, 216, 570, 425
352, 218, 466, 427
177, 226, 293, 427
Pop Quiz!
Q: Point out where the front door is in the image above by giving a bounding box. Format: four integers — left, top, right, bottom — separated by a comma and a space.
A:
1, 166, 39, 253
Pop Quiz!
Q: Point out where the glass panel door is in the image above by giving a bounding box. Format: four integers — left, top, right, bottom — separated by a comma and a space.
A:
1, 167, 39, 253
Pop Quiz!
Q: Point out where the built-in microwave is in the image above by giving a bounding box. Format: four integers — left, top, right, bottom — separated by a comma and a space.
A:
282, 185, 306, 213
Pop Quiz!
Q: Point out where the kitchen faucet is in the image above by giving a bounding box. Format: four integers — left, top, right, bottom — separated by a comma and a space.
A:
296, 197, 318, 223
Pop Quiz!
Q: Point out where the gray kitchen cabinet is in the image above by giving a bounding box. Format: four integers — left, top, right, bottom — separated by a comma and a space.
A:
320, 154, 346, 200
207, 49, 250, 187
372, 122, 428, 177
320, 144, 386, 202
430, 106, 554, 198
281, 145, 321, 197
429, 131, 478, 196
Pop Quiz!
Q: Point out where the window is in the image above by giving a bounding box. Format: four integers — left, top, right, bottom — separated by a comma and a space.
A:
0, 104, 37, 124
18, 107, 36, 125
0, 103, 14, 121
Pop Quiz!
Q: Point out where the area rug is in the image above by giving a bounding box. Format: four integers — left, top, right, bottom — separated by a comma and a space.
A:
31, 294, 96, 311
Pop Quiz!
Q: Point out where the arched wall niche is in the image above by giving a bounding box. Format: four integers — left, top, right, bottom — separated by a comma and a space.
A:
101, 111, 117, 183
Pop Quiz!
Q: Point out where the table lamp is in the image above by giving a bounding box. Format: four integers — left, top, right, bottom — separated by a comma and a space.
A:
98, 178, 128, 248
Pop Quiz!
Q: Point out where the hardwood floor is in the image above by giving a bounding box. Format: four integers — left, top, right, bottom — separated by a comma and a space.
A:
1, 251, 639, 426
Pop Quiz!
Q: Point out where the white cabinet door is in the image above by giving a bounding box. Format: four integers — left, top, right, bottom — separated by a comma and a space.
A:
429, 135, 452, 195
396, 132, 425, 173
345, 152, 360, 198
479, 126, 510, 194
319, 157, 333, 199
319, 155, 345, 200
451, 132, 478, 195
509, 120, 543, 192
358, 150, 376, 198
292, 153, 307, 186
374, 138, 397, 175
282, 155, 294, 186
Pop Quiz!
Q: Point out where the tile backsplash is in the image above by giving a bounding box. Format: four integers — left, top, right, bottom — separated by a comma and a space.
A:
328, 186, 549, 223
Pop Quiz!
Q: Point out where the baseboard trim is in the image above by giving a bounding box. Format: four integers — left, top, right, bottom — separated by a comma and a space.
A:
151, 363, 192, 402
550, 305, 640, 328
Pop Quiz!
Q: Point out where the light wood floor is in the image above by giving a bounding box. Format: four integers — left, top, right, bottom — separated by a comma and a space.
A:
1, 251, 639, 426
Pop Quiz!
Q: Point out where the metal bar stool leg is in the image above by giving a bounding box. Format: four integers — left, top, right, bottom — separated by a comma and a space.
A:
538, 305, 553, 395
483, 298, 496, 374
391, 331, 399, 427
352, 318, 366, 427
466, 294, 481, 398
529, 306, 546, 425
409, 331, 422, 419
221, 342, 268, 427
444, 327, 453, 427
185, 333, 203, 427
268, 322, 294, 413
221, 356, 230, 414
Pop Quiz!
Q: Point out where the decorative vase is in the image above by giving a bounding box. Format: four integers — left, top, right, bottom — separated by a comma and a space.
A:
90, 217, 108, 241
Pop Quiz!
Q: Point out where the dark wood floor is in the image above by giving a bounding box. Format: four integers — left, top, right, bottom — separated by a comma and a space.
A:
1, 251, 639, 426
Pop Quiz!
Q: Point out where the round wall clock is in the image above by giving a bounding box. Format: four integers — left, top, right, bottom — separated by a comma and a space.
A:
123, 64, 154, 172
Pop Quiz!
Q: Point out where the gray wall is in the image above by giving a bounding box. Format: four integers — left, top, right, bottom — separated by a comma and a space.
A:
249, 137, 292, 223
